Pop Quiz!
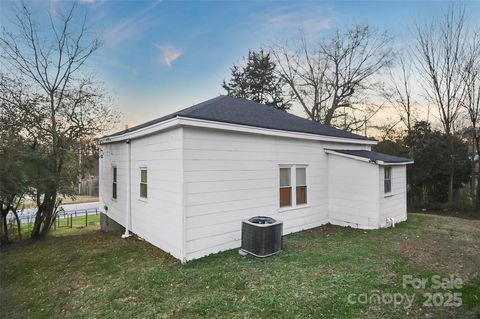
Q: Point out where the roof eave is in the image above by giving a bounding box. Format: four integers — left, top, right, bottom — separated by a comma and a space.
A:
99, 117, 178, 144
325, 150, 414, 165
100, 116, 377, 145
377, 160, 415, 165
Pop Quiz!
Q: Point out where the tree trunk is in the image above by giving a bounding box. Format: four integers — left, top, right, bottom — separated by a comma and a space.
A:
446, 134, 455, 208
1, 212, 9, 245
31, 191, 57, 239
12, 210, 22, 240
475, 130, 480, 210
448, 172, 454, 208
40, 192, 57, 237
421, 184, 428, 207
30, 205, 44, 239
477, 175, 480, 211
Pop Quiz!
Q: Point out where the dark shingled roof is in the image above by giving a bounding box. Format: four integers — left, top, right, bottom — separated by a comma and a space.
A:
331, 149, 413, 164
104, 95, 374, 141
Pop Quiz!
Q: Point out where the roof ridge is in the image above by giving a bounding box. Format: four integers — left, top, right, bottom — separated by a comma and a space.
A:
179, 95, 226, 116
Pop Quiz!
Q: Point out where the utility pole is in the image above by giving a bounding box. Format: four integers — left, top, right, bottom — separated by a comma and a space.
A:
78, 143, 82, 195
364, 116, 368, 137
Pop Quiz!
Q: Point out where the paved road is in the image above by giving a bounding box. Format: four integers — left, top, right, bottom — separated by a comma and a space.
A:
8, 201, 100, 224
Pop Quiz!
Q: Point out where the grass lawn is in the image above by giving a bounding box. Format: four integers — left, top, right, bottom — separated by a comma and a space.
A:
1, 213, 479, 319
7, 213, 100, 241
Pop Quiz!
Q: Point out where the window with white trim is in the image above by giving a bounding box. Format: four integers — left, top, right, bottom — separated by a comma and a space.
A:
296, 167, 307, 205
140, 168, 148, 198
384, 166, 392, 193
112, 166, 117, 199
279, 167, 292, 207
279, 165, 307, 208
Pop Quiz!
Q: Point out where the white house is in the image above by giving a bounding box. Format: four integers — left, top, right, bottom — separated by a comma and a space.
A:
98, 96, 413, 262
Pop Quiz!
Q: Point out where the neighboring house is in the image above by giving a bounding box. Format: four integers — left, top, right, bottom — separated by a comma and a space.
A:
98, 96, 413, 262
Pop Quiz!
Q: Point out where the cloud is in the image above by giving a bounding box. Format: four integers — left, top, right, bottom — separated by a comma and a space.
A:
104, 0, 162, 47
258, 4, 337, 37
79, 0, 97, 3
155, 44, 182, 67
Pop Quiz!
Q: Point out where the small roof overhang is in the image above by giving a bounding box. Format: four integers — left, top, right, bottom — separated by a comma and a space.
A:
325, 149, 414, 165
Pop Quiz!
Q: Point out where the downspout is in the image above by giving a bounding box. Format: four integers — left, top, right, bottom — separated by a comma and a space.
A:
386, 217, 396, 228
122, 139, 132, 238
181, 129, 187, 263
98, 145, 103, 211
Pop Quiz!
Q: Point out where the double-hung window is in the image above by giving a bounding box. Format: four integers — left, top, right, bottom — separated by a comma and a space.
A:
140, 168, 148, 198
384, 166, 392, 193
279, 165, 307, 208
296, 167, 307, 205
279, 167, 292, 207
112, 167, 117, 199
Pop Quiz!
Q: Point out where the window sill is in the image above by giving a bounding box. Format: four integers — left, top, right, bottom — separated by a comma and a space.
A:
138, 197, 148, 202
111, 198, 117, 202
278, 204, 310, 213
384, 193, 394, 198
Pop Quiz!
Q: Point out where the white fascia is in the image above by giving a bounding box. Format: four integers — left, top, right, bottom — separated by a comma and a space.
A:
325, 149, 414, 165
377, 161, 414, 166
99, 117, 178, 144
100, 116, 378, 146
325, 150, 374, 163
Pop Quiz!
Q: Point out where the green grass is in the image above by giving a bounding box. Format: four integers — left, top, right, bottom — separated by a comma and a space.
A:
7, 214, 100, 240
1, 213, 479, 318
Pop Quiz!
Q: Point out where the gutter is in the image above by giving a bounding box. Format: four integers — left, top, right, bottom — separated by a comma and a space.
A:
100, 117, 377, 146
122, 139, 132, 239
325, 149, 414, 165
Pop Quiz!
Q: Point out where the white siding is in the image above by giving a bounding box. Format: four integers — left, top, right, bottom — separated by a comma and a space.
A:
100, 142, 128, 226
100, 123, 409, 263
378, 165, 407, 226
327, 154, 380, 229
100, 128, 184, 260
182, 127, 368, 261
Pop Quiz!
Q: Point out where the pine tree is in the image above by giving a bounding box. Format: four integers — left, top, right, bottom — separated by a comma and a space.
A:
223, 50, 290, 111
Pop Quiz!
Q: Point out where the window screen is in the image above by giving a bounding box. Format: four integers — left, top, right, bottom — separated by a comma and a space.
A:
279, 168, 291, 207
384, 167, 392, 193
296, 167, 307, 205
112, 167, 117, 199
140, 168, 148, 198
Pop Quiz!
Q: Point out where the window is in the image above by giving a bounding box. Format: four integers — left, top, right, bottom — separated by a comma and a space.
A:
384, 167, 392, 193
279, 167, 291, 207
112, 167, 117, 199
140, 168, 148, 198
296, 167, 307, 205
279, 165, 307, 208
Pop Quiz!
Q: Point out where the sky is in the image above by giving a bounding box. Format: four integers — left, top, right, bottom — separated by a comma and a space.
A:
1, 0, 480, 131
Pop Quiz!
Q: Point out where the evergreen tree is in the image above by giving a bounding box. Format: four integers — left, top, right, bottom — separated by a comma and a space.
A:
374, 121, 471, 208
223, 50, 290, 111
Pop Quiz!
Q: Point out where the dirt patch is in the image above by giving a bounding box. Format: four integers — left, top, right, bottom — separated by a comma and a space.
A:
412, 210, 480, 221
400, 215, 480, 282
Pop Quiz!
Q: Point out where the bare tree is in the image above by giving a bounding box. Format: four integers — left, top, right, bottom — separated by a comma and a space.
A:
412, 5, 472, 205
462, 31, 480, 207
382, 55, 418, 133
412, 5, 468, 135
271, 25, 393, 131
0, 2, 119, 238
